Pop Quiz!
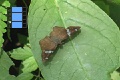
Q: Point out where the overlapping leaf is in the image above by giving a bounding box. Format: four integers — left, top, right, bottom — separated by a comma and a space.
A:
0, 51, 15, 80
10, 46, 33, 60
111, 71, 120, 80
10, 46, 38, 73
16, 73, 33, 80
28, 0, 120, 80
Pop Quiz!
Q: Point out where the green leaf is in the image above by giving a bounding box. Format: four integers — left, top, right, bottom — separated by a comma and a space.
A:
2, 1, 10, 8
0, 50, 15, 80
21, 56, 38, 73
0, 0, 16, 7
107, 0, 120, 5
0, 13, 7, 21
0, 51, 34, 79
28, 0, 120, 80
111, 71, 120, 80
10, 46, 33, 60
0, 1, 8, 51
16, 73, 33, 80
10, 45, 38, 73
0, 20, 6, 48
0, 6, 7, 14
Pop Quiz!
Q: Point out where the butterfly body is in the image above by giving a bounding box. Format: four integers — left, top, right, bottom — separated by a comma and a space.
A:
50, 26, 68, 42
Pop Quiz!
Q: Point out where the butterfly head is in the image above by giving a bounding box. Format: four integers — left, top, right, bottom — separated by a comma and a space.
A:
67, 26, 80, 36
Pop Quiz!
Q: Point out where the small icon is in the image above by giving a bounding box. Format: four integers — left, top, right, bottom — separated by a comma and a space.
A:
7, 7, 27, 28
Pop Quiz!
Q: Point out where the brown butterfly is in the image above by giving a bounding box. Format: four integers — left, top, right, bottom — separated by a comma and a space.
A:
39, 26, 80, 62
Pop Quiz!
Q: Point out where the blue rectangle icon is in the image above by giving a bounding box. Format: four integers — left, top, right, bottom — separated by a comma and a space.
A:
12, 13, 22, 21
7, 7, 27, 28
12, 7, 22, 12
12, 22, 22, 28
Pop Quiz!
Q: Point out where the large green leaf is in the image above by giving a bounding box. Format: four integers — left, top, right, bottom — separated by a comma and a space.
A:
28, 0, 120, 80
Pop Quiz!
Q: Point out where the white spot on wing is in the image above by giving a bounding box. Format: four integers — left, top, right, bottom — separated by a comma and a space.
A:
67, 29, 71, 36
45, 51, 54, 53
45, 51, 49, 53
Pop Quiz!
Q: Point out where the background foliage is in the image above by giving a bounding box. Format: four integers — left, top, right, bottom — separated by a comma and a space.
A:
0, 0, 120, 80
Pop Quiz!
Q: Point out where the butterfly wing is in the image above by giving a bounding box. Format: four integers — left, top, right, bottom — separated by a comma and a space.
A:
39, 36, 57, 62
50, 26, 68, 43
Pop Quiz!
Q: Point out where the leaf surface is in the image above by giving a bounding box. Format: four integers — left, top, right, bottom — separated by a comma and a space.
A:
21, 56, 38, 73
16, 73, 33, 80
10, 45, 38, 73
0, 51, 15, 80
28, 0, 120, 80
10, 46, 33, 60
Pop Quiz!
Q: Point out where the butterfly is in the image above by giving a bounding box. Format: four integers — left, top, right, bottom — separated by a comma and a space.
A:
39, 26, 80, 62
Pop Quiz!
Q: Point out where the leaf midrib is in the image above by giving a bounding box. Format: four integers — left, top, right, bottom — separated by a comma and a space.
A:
54, 0, 90, 80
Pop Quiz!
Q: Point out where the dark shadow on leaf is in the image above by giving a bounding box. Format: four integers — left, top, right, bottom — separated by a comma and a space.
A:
0, 48, 3, 58
9, 65, 18, 76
